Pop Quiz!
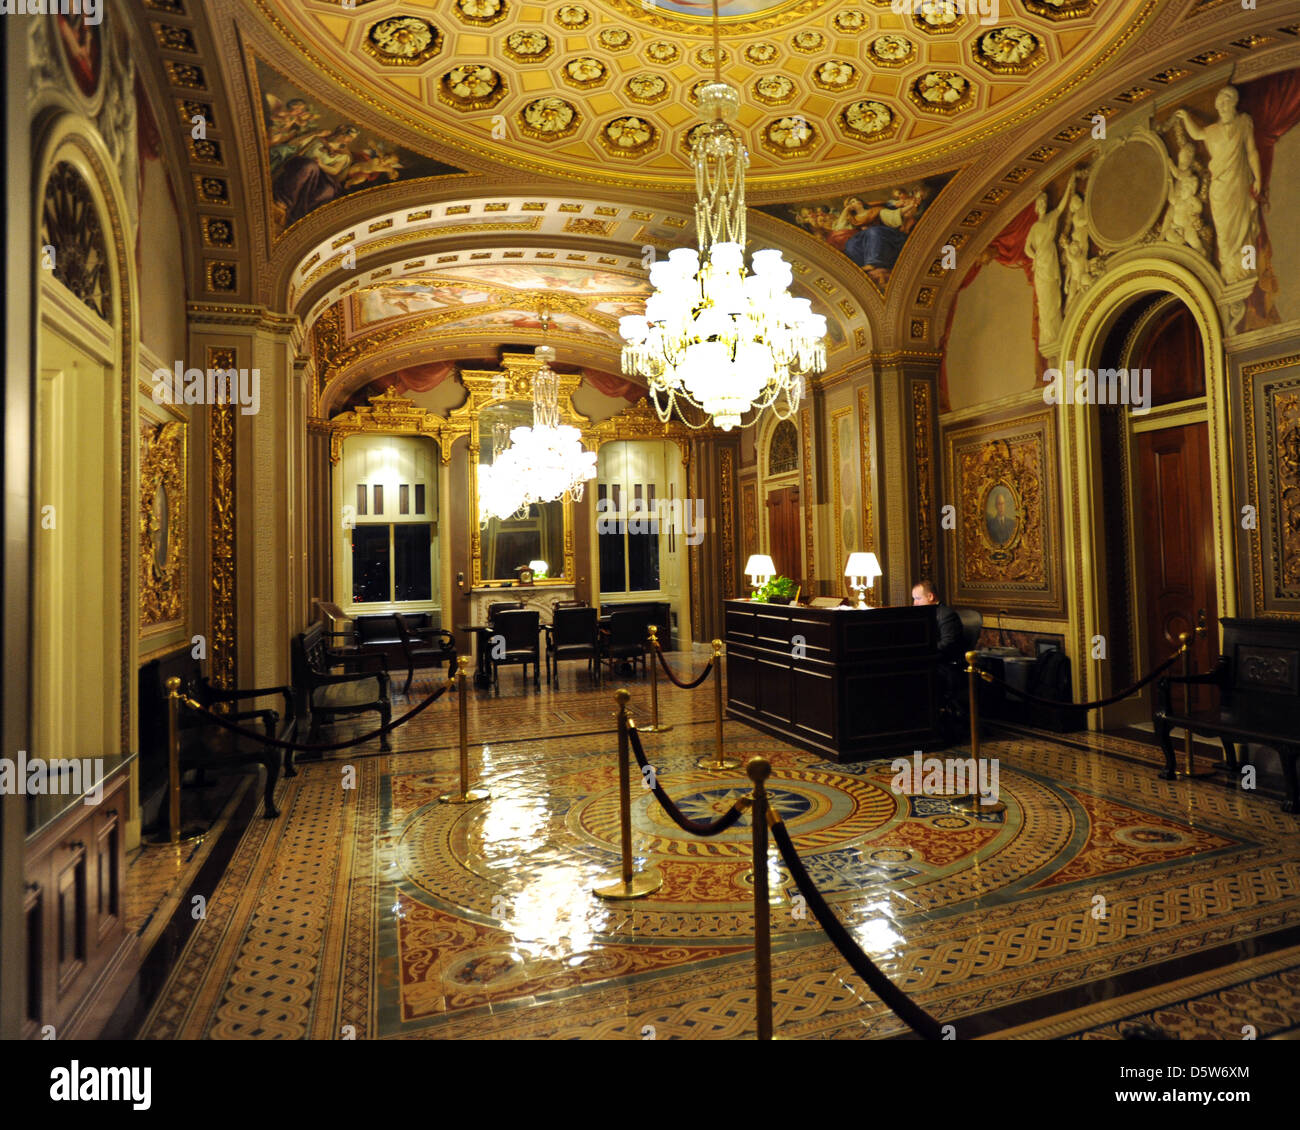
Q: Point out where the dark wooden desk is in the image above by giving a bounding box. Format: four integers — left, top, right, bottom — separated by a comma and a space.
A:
724, 599, 944, 761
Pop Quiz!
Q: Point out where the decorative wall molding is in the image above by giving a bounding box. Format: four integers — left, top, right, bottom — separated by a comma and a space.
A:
139, 420, 188, 633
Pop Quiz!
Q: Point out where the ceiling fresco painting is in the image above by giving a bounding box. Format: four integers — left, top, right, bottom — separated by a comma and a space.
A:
760, 172, 956, 292
253, 57, 467, 235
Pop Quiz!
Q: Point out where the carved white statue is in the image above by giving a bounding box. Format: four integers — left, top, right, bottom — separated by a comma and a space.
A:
1060, 176, 1095, 305
1025, 173, 1075, 345
1159, 140, 1207, 254
1174, 86, 1260, 283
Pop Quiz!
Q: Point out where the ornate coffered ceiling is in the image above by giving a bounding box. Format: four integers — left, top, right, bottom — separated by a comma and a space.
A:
248, 0, 1156, 192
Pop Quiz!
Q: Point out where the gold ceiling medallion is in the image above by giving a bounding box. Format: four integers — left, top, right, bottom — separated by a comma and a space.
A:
645, 40, 681, 63
363, 17, 443, 66
556, 4, 591, 28
909, 70, 975, 113
833, 9, 867, 32
762, 115, 818, 157
868, 34, 915, 67
1022, 0, 1099, 20
518, 97, 580, 140
679, 122, 709, 154
812, 60, 858, 92
745, 41, 778, 64
563, 57, 608, 88
696, 45, 728, 67
839, 99, 897, 143
453, 0, 508, 27
791, 29, 826, 53
753, 74, 797, 105
599, 27, 634, 50
626, 73, 670, 104
600, 115, 658, 157
972, 27, 1046, 75
438, 65, 507, 110
504, 29, 553, 63
911, 1, 966, 35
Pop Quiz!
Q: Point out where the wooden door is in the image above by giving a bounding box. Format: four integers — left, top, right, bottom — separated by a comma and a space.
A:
766, 486, 802, 586
1136, 422, 1217, 707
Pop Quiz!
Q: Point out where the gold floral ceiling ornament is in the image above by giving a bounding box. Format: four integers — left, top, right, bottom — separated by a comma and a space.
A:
764, 114, 818, 156
645, 40, 680, 63
973, 27, 1045, 73
563, 56, 608, 87
504, 28, 553, 62
745, 41, 778, 64
813, 60, 858, 91
601, 115, 658, 157
1023, 0, 1099, 20
556, 3, 590, 28
833, 9, 867, 32
753, 73, 797, 105
626, 72, 669, 103
679, 121, 709, 154
598, 27, 633, 50
519, 96, 579, 139
912, 0, 966, 34
791, 29, 826, 52
363, 16, 442, 65
910, 70, 974, 112
839, 98, 896, 142
868, 34, 914, 66
439, 64, 506, 110
696, 44, 728, 67
453, 0, 507, 27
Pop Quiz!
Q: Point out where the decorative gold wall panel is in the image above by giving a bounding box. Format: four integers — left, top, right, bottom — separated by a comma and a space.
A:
857, 386, 874, 554
1243, 354, 1300, 617
800, 405, 815, 588
139, 421, 188, 632
911, 381, 935, 585
720, 448, 735, 599
208, 347, 237, 688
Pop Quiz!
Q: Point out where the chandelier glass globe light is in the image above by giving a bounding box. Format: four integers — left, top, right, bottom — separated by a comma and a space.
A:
477, 343, 596, 526
618, 18, 826, 432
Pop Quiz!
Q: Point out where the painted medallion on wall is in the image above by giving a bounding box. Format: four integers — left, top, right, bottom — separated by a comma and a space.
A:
761, 173, 954, 292
253, 59, 465, 236
55, 10, 102, 99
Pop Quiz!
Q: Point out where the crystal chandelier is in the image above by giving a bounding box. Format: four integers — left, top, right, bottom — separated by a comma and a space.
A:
618, 4, 826, 432
478, 329, 597, 526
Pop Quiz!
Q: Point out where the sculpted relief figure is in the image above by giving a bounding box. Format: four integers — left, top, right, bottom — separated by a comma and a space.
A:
1159, 140, 1207, 255
1059, 173, 1096, 305
1174, 86, 1260, 283
1025, 173, 1075, 346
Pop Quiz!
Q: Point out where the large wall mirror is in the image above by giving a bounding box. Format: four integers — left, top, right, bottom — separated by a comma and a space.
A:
477, 402, 568, 583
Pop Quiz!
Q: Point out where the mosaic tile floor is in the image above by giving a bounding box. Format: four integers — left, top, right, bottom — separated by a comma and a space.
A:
136, 654, 1300, 1040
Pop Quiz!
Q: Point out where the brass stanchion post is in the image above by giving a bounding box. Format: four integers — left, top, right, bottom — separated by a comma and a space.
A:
951, 650, 1005, 815
697, 639, 740, 771
440, 657, 489, 804
747, 756, 774, 1041
144, 676, 205, 845
594, 689, 662, 899
641, 625, 672, 734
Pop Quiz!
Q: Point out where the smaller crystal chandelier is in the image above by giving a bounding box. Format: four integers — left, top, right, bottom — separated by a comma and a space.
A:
478, 314, 597, 525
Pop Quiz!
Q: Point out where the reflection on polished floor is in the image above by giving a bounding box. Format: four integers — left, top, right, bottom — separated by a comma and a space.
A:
136, 654, 1300, 1040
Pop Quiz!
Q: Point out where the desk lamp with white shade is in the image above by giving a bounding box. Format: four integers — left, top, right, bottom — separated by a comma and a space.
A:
844, 552, 882, 609
744, 554, 776, 599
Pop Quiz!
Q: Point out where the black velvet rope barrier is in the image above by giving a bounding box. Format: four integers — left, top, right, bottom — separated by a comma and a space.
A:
626, 722, 746, 837
769, 817, 943, 1041
976, 648, 1183, 712
178, 679, 452, 753
652, 643, 715, 690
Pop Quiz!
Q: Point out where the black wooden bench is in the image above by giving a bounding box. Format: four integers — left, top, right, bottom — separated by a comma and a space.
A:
1154, 617, 1300, 812
291, 622, 392, 752
138, 647, 296, 819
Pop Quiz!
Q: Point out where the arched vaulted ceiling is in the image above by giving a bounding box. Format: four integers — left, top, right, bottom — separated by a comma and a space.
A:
128, 0, 1300, 389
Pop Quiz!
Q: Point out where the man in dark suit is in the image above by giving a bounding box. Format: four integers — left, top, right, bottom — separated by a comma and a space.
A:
911, 579, 964, 665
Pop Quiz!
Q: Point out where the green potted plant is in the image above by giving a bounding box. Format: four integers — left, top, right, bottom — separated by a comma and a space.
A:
756, 575, 799, 605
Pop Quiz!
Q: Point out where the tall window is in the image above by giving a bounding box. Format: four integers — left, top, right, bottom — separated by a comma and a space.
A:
598, 441, 677, 595
340, 435, 438, 608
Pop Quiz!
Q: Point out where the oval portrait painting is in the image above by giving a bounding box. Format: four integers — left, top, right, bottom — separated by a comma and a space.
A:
55, 11, 103, 100
982, 482, 1020, 547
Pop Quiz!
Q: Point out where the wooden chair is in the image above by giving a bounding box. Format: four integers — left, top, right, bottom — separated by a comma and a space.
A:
487, 600, 525, 624
600, 610, 649, 679
491, 609, 542, 690
546, 606, 601, 686
393, 612, 457, 696
292, 622, 392, 752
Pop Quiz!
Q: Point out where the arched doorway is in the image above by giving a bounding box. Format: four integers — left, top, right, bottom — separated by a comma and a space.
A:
1095, 295, 1218, 722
